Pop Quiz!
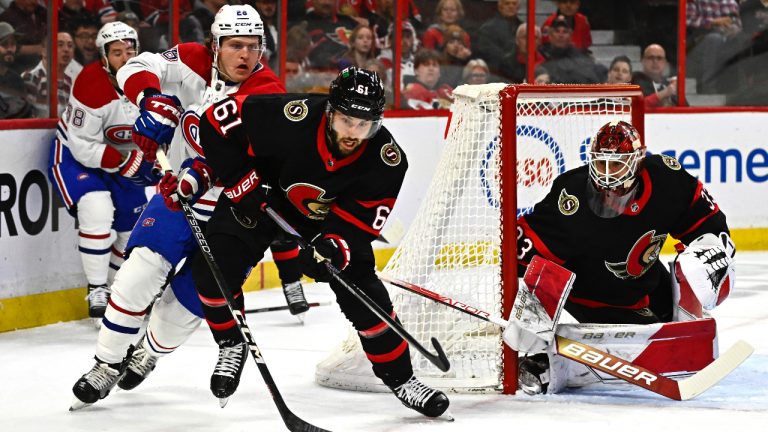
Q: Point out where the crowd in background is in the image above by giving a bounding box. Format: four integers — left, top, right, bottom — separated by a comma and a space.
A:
2, 0, 768, 119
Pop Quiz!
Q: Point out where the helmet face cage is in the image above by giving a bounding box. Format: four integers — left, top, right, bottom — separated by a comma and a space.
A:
211, 4, 265, 70
588, 120, 645, 191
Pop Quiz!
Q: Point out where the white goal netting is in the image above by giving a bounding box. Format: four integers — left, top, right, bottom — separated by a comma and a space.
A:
316, 84, 642, 393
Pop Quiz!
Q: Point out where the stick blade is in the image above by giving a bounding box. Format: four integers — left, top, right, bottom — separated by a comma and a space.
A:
677, 339, 754, 400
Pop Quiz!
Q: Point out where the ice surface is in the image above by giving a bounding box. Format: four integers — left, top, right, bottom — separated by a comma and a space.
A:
1, 253, 766, 432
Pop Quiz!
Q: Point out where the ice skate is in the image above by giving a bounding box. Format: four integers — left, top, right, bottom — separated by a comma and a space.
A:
391, 375, 452, 419
86, 283, 111, 328
70, 359, 123, 411
518, 353, 550, 395
282, 281, 309, 320
210, 339, 247, 407
118, 340, 158, 391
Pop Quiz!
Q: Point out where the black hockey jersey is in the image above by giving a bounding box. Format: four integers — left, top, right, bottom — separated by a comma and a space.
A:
517, 154, 729, 309
199, 93, 408, 255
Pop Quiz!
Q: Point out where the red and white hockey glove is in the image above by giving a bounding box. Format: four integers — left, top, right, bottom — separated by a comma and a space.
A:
302, 234, 351, 282
132, 93, 183, 161
118, 149, 161, 186
159, 158, 214, 210
674, 232, 735, 310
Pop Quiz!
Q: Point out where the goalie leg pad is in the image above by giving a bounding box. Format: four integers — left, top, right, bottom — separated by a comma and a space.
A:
503, 255, 575, 353
97, 247, 172, 364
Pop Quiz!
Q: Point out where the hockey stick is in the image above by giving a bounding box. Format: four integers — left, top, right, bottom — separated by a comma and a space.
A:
156, 150, 330, 432
262, 205, 451, 373
379, 274, 754, 401
245, 301, 332, 314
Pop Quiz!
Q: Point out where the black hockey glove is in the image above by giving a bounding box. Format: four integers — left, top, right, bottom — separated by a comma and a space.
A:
222, 168, 272, 217
301, 234, 351, 283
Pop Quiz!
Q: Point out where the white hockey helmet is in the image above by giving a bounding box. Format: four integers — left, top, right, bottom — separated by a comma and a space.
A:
211, 4, 265, 52
95, 21, 139, 59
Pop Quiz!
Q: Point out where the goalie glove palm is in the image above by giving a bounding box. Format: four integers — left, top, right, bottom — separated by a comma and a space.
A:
675, 232, 735, 310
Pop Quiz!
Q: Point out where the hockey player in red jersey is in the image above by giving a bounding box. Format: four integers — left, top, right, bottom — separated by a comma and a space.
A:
509, 120, 735, 394
191, 67, 450, 418
69, 5, 289, 411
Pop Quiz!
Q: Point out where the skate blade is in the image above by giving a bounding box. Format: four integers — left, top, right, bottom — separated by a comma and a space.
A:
440, 409, 456, 422
69, 398, 93, 411
92, 318, 103, 329
219, 397, 229, 408
294, 312, 306, 325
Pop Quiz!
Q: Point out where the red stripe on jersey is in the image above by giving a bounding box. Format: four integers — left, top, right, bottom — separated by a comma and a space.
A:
569, 295, 650, 310
52, 141, 74, 208
72, 63, 120, 109
273, 248, 300, 261
108, 298, 146, 316
177, 43, 214, 85
198, 293, 228, 307
196, 198, 217, 207
517, 217, 566, 265
623, 169, 652, 215
207, 319, 237, 331
79, 232, 111, 239
359, 311, 397, 338
234, 63, 287, 95
111, 246, 125, 258
100, 145, 123, 169
315, 114, 368, 172
672, 207, 720, 239
122, 70, 162, 105
366, 340, 408, 363
689, 181, 704, 208
330, 204, 380, 236
356, 198, 396, 209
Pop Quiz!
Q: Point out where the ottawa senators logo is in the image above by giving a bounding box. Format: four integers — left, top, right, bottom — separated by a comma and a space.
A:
661, 154, 682, 170
558, 188, 579, 216
380, 141, 401, 166
605, 230, 667, 279
285, 183, 335, 220
283, 99, 308, 122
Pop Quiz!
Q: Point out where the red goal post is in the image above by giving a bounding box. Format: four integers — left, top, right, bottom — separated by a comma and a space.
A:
316, 84, 645, 395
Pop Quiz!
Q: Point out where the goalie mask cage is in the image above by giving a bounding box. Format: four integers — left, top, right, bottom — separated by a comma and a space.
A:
316, 84, 645, 394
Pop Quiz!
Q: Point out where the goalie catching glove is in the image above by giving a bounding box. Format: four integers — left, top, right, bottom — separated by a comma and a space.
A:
301, 234, 351, 282
159, 158, 214, 210
674, 232, 735, 310
132, 92, 183, 161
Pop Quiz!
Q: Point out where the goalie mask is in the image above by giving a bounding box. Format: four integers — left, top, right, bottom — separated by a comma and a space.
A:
587, 121, 646, 218
95, 21, 139, 76
326, 67, 385, 151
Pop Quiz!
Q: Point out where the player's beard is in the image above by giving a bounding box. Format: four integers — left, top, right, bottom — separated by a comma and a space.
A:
328, 128, 362, 157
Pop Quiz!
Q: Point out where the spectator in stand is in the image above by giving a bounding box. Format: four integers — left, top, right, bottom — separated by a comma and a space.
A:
403, 48, 453, 110
72, 18, 100, 66
361, 57, 394, 108
540, 15, 604, 84
686, 0, 751, 93
139, 0, 193, 52
378, 21, 418, 89
542, 0, 592, 51
500, 23, 545, 83
338, 25, 377, 70
462, 58, 490, 85
287, 22, 312, 69
304, 0, 359, 69
606, 55, 632, 84
23, 31, 83, 117
422, 0, 470, 52
253, 0, 279, 70
60, 0, 98, 34
534, 65, 552, 84
0, 22, 34, 119
182, 0, 227, 44
368, 0, 424, 50
0, 0, 47, 70
632, 44, 678, 108
440, 24, 472, 87
476, 0, 522, 78
116, 10, 141, 33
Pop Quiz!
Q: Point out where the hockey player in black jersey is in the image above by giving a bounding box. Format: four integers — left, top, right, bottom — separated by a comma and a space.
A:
512, 120, 735, 394
191, 67, 450, 418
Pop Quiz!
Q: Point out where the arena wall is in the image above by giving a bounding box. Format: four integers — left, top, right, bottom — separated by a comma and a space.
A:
1, 113, 766, 330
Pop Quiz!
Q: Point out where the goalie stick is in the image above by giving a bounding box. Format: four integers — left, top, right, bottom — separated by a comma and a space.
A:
245, 301, 332, 314
378, 273, 754, 401
262, 205, 451, 373
156, 150, 330, 432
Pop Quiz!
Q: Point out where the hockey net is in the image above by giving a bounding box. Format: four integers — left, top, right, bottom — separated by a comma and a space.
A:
316, 84, 645, 394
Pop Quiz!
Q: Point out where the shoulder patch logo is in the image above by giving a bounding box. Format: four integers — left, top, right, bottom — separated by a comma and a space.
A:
661, 154, 682, 170
380, 141, 401, 166
283, 99, 308, 122
161, 48, 178, 62
558, 188, 579, 216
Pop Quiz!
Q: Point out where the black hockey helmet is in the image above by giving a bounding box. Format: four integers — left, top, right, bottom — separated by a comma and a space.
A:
328, 67, 385, 121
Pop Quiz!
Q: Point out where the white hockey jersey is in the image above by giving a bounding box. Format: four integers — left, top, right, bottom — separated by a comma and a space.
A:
57, 62, 140, 172
116, 42, 285, 219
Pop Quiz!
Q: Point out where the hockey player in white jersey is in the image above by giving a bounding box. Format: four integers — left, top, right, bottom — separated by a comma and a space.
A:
48, 21, 160, 323
70, 5, 288, 410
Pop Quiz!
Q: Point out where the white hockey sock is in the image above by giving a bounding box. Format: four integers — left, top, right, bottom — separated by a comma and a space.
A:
108, 231, 130, 285
77, 192, 115, 286
144, 287, 202, 357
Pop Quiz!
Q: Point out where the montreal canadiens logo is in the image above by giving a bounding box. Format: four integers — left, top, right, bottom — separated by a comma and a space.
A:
557, 188, 579, 216
105, 125, 133, 144
77, 173, 89, 181
605, 230, 667, 279
181, 111, 203, 156
142, 217, 155, 227
380, 141, 401, 166
284, 99, 308, 122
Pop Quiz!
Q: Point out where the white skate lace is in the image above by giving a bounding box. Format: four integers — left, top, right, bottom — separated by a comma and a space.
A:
214, 343, 245, 378
283, 282, 307, 305
127, 346, 158, 375
394, 376, 436, 408
85, 285, 111, 307
84, 363, 120, 390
